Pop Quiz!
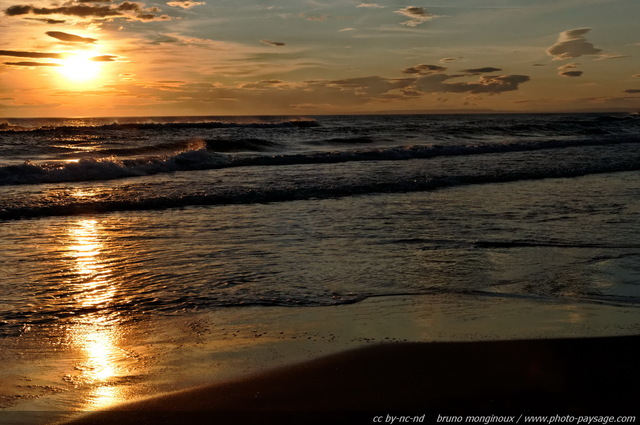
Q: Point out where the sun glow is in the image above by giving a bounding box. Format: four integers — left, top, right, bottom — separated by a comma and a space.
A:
57, 51, 102, 83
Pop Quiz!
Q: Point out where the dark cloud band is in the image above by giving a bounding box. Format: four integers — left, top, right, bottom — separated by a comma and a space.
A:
461, 67, 502, 74
261, 40, 286, 47
91, 55, 118, 61
4, 61, 61, 66
0, 49, 64, 59
4, 2, 169, 21
46, 31, 97, 43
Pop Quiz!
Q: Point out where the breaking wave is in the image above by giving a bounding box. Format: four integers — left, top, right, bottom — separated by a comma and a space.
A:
2, 159, 640, 220
0, 148, 228, 186
0, 135, 637, 186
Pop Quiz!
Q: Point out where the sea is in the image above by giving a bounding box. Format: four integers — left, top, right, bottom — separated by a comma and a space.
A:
1, 113, 639, 418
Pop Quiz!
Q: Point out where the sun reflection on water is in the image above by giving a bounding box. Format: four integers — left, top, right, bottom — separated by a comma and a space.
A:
67, 219, 115, 309
65, 218, 124, 410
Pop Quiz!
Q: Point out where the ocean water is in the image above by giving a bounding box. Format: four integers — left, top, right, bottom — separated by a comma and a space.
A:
1, 113, 640, 333
0, 113, 639, 416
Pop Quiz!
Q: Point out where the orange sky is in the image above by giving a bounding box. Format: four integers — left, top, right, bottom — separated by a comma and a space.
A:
1, 0, 639, 117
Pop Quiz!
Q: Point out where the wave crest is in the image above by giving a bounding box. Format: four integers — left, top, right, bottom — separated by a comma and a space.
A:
0, 148, 228, 185
1, 135, 638, 186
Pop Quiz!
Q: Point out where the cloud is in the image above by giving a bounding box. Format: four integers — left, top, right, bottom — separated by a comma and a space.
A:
546, 28, 602, 60
4, 4, 31, 15
25, 17, 66, 23
402, 64, 446, 75
439, 57, 456, 63
339, 28, 355, 32
92, 65, 532, 114
357, 3, 385, 8
4, 61, 61, 67
46, 31, 97, 43
4, 2, 170, 21
625, 89, 640, 94
149, 34, 180, 44
0, 49, 64, 59
91, 54, 119, 61
633, 74, 640, 78
327, 76, 413, 97
6, 4, 120, 17
166, 0, 205, 8
261, 39, 286, 47
461, 67, 502, 74
462, 75, 531, 94
594, 53, 630, 60
394, 6, 440, 27
307, 70, 530, 101
300, 13, 328, 22
557, 62, 583, 77
241, 80, 297, 90
116, 2, 142, 11
414, 74, 530, 94
147, 33, 232, 49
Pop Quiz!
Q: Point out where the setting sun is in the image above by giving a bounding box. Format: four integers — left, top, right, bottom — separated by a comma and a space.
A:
57, 52, 102, 83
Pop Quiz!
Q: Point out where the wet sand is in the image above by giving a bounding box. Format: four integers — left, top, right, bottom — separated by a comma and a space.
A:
62, 335, 639, 425
3, 294, 640, 425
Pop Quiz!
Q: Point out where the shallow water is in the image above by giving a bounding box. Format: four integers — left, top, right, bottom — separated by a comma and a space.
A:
2, 171, 639, 337
1, 114, 639, 421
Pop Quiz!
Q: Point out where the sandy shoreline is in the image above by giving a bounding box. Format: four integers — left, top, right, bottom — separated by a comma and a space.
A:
60, 335, 640, 424
3, 294, 640, 425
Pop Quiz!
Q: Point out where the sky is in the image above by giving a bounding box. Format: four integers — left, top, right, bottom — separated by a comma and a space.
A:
0, 0, 639, 117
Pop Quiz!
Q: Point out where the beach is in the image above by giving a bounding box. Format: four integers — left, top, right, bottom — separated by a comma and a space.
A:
61, 335, 640, 425
2, 293, 640, 424
2, 0, 640, 419
1, 114, 639, 424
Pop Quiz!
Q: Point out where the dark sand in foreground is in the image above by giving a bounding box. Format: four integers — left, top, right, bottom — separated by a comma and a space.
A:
62, 335, 639, 424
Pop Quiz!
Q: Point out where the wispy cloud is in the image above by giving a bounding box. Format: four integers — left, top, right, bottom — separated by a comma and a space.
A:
357, 3, 385, 8
414, 73, 530, 94
299, 12, 328, 22
595, 53, 629, 60
166, 1, 205, 9
394, 6, 440, 27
